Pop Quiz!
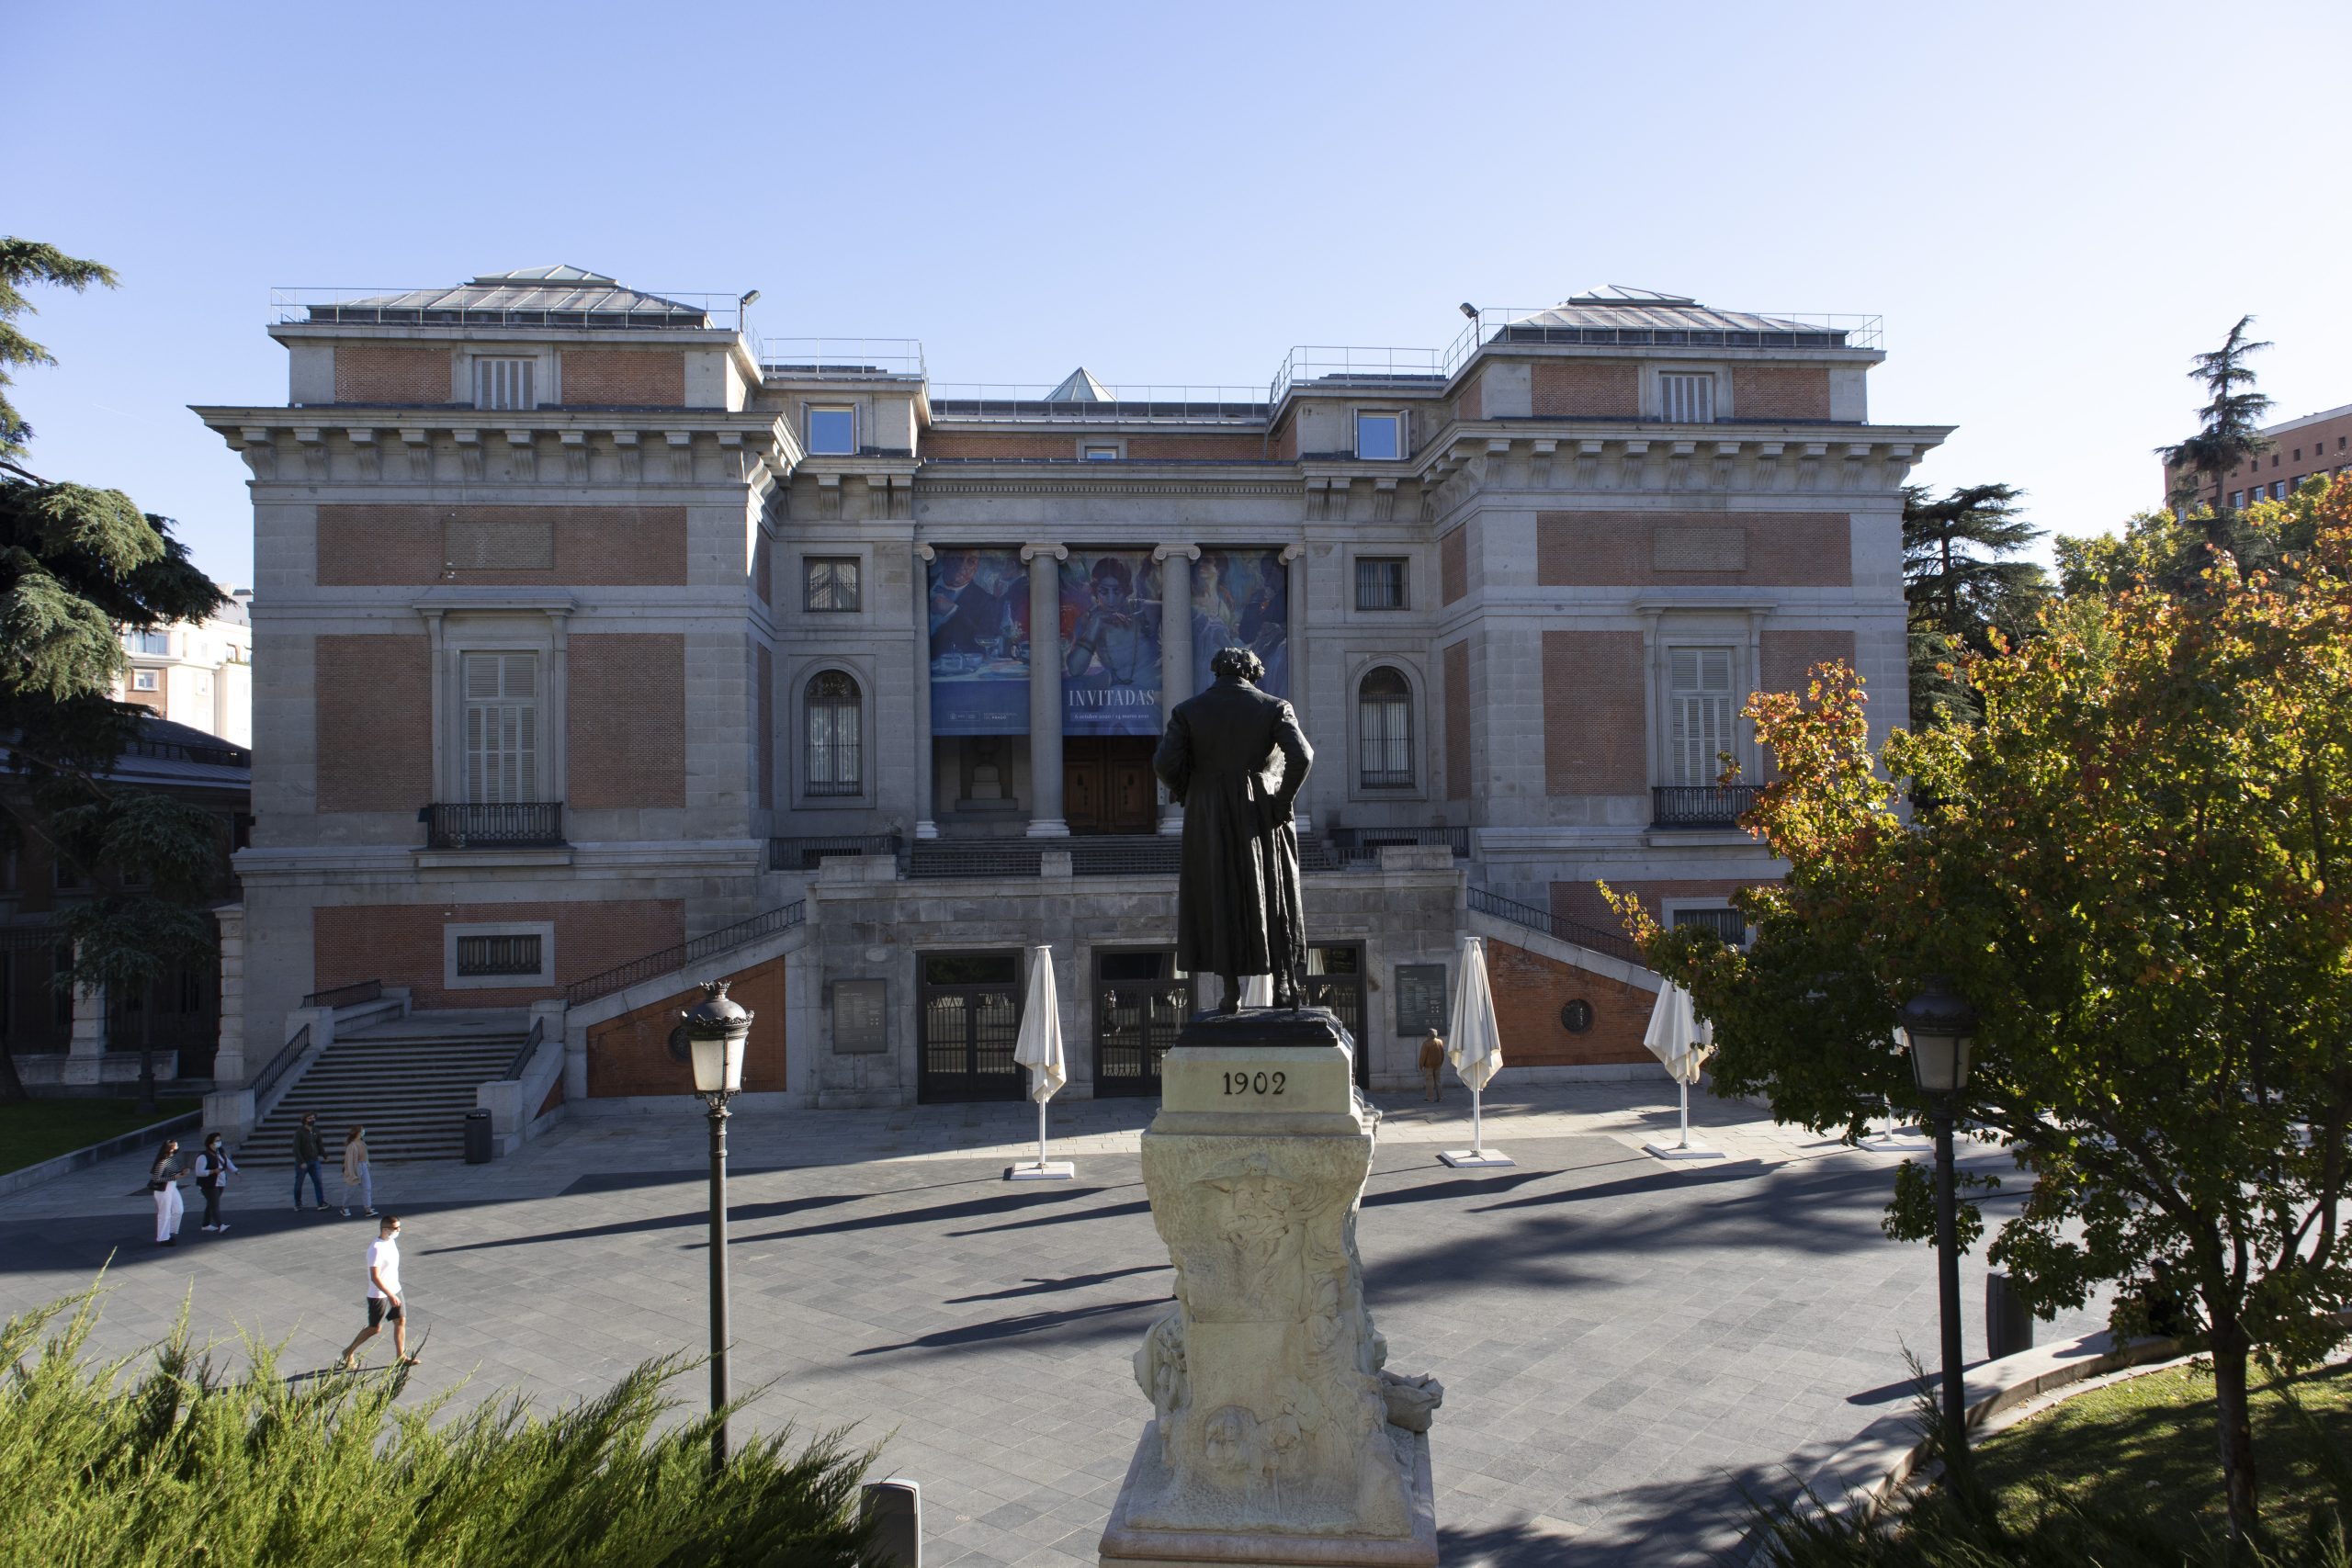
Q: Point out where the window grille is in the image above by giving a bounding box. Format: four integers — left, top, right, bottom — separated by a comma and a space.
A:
462, 651, 538, 804
1671, 907, 1747, 944
804, 557, 862, 612
1668, 648, 1736, 786
474, 358, 536, 411
1660, 373, 1715, 423
805, 671, 863, 796
455, 933, 543, 977
1357, 667, 1414, 789
1355, 557, 1408, 611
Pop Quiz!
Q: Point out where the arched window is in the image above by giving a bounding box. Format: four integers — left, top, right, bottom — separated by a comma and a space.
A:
804, 671, 863, 796
1357, 667, 1414, 789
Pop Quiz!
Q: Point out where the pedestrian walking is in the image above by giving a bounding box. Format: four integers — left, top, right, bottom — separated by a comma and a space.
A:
338, 1214, 419, 1370
292, 1112, 330, 1211
1418, 1028, 1447, 1102
340, 1124, 375, 1218
193, 1132, 240, 1233
148, 1138, 185, 1247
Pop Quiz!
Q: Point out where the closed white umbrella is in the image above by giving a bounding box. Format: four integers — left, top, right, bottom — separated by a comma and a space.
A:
1007, 945, 1072, 1180
1440, 935, 1513, 1168
1641, 982, 1724, 1161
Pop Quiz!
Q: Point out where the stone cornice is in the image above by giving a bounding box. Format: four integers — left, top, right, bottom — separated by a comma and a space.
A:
191, 406, 797, 489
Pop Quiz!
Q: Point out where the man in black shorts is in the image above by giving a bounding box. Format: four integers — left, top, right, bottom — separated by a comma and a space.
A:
339, 1213, 418, 1370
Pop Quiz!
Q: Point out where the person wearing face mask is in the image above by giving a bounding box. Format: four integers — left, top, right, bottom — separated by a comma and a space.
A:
193, 1133, 240, 1232
148, 1139, 186, 1247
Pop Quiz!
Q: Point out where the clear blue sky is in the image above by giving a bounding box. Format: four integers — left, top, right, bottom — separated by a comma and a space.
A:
14, 0, 2349, 587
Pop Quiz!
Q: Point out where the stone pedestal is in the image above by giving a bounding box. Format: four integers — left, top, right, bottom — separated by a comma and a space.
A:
1101, 1009, 1441, 1568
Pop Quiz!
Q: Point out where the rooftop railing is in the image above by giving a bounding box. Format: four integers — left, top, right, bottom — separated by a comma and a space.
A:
929, 384, 1270, 423
1442, 308, 1884, 377
272, 288, 757, 354
759, 338, 927, 381
1268, 345, 1448, 407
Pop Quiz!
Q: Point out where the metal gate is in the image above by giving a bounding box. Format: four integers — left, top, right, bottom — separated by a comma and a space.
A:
1304, 942, 1370, 1089
917, 952, 1026, 1103
1093, 949, 1194, 1098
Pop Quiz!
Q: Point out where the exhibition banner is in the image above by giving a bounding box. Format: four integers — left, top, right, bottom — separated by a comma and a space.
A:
928, 547, 1030, 735
1192, 547, 1289, 699
1057, 550, 1162, 736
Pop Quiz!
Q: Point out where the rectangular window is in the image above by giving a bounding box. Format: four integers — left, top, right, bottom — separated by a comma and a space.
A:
1354, 557, 1408, 610
1660, 373, 1716, 423
805, 693, 862, 796
455, 933, 544, 977
1671, 907, 1747, 945
1355, 412, 1402, 460
130, 630, 171, 656
461, 651, 539, 804
804, 557, 862, 612
2230, 491, 2245, 509
2274, 480, 2289, 500
1082, 444, 1120, 460
1668, 647, 1736, 786
807, 406, 856, 455
474, 357, 536, 411
131, 670, 160, 691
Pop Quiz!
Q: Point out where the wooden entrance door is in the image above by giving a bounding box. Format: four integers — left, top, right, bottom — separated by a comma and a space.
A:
1064, 737, 1158, 834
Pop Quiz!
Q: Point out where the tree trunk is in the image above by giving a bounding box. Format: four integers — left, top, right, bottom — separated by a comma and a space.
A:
2211, 1314, 2261, 1540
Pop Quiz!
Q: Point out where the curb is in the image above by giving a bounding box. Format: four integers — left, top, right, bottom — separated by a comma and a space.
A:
0, 1109, 207, 1201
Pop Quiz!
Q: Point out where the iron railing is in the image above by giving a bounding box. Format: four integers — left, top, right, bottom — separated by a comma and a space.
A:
1326, 827, 1470, 865
759, 338, 926, 380
251, 1024, 311, 1104
420, 802, 566, 849
1671, 908, 1750, 945
1466, 886, 1645, 966
122, 737, 251, 768
1442, 308, 1883, 378
301, 979, 382, 1010
1650, 784, 1765, 830
502, 1016, 548, 1080
565, 902, 806, 1008
770, 835, 901, 872
929, 384, 1269, 423
273, 286, 752, 339
1269, 345, 1447, 407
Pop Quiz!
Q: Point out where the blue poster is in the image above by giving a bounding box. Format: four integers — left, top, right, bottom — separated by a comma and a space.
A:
1059, 551, 1162, 736
928, 547, 1030, 735
1193, 548, 1289, 699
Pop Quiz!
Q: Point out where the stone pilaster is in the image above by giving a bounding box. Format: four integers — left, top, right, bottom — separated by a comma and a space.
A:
1023, 543, 1069, 837
212, 903, 247, 1086
913, 544, 939, 840
1154, 544, 1199, 835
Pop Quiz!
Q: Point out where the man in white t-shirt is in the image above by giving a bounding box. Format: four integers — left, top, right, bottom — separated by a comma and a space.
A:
338, 1214, 418, 1370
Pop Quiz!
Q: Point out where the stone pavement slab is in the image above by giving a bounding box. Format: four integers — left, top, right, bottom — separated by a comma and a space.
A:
0, 1083, 2098, 1567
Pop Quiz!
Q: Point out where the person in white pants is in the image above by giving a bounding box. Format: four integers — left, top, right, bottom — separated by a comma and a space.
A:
149, 1138, 186, 1247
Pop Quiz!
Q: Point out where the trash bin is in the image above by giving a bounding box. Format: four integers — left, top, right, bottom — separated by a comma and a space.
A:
1986, 1269, 2035, 1360
463, 1109, 493, 1165
860, 1479, 921, 1568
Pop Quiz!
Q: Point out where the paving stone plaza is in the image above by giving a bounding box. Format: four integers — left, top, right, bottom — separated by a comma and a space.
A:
0, 1084, 2099, 1567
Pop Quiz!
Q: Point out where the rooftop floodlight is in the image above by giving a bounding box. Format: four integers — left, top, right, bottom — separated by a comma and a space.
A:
1458, 301, 1479, 320
738, 289, 762, 310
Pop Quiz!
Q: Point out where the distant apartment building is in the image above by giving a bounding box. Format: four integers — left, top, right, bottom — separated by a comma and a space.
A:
2165, 401, 2352, 512
194, 268, 1940, 1121
115, 589, 254, 746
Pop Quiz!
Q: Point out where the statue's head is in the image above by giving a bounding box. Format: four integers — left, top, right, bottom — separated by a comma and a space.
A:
1210, 647, 1264, 684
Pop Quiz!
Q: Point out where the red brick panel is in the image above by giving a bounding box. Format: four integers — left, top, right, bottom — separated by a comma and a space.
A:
334, 346, 452, 405
1486, 939, 1655, 1066
1443, 639, 1471, 802
1732, 367, 1833, 421
560, 349, 686, 408
311, 898, 685, 1010
314, 635, 432, 814
1535, 511, 1852, 588
586, 955, 786, 1098
1760, 629, 1858, 696
566, 634, 686, 810
1440, 526, 1467, 604
1456, 377, 1483, 423
1531, 362, 1639, 418
316, 505, 689, 587
1558, 877, 1765, 931
756, 643, 775, 810
1543, 631, 1646, 796
1271, 417, 1299, 461
920, 433, 1081, 459
1125, 434, 1268, 459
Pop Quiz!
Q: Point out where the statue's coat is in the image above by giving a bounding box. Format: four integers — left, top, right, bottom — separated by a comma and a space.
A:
1153, 672, 1313, 986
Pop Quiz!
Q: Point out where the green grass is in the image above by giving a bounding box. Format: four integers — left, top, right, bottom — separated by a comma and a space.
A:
1974, 1359, 2352, 1544
0, 1096, 198, 1174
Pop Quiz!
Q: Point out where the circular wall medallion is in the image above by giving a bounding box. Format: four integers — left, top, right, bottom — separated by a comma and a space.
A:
1559, 998, 1595, 1034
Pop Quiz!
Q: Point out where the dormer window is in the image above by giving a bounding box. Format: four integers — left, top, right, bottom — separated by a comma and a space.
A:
474, 357, 537, 411
1355, 412, 1403, 460
807, 406, 856, 456
1660, 373, 1715, 423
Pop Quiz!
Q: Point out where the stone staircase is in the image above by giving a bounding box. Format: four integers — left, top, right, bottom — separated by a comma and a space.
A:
241, 1010, 529, 1164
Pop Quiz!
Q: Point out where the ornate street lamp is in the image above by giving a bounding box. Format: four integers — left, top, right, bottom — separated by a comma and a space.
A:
1902, 978, 1978, 1455
683, 979, 752, 1471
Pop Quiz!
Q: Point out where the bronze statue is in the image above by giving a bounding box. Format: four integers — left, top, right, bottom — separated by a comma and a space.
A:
1153, 646, 1313, 1012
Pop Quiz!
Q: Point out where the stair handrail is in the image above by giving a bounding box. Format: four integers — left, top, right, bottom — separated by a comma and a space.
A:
251, 1023, 312, 1104
301, 979, 383, 1010
1466, 885, 1646, 966
564, 901, 808, 1008
501, 1016, 548, 1080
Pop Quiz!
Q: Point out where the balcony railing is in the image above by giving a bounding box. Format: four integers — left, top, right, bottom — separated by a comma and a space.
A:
1325, 827, 1470, 866
420, 802, 566, 850
1650, 784, 1764, 830
770, 834, 902, 872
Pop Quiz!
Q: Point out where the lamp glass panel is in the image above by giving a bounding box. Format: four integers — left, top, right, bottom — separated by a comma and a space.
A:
1909, 1032, 1961, 1094
722, 1032, 747, 1094
690, 1034, 725, 1094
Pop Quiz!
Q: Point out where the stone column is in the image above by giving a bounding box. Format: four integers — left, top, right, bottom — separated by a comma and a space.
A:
1282, 542, 1308, 833
1153, 544, 1198, 835
64, 955, 107, 1087
1023, 543, 1069, 837
913, 544, 939, 839
212, 903, 247, 1086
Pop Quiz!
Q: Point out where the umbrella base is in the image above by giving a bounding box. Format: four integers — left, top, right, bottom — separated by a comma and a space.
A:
1641, 1140, 1726, 1161
1005, 1160, 1075, 1181
1437, 1149, 1515, 1168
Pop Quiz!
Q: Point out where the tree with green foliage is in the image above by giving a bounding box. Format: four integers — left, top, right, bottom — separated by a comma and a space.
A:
2159, 314, 2275, 529
1901, 482, 2047, 728
1611, 478, 2352, 1542
1, 240, 226, 1104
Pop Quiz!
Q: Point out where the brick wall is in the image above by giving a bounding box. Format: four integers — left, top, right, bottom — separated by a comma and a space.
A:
585, 955, 786, 1098
311, 897, 684, 1010
566, 634, 686, 809
1125, 434, 1268, 459
756, 644, 775, 810
1554, 877, 1762, 932
1543, 630, 1646, 795
1456, 378, 1483, 423
920, 433, 1082, 460
1486, 939, 1655, 1066
560, 349, 686, 408
334, 346, 450, 405
1443, 639, 1471, 801
1732, 367, 1832, 421
1760, 629, 1857, 696
315, 634, 432, 813
1532, 362, 1639, 418
1535, 511, 1852, 587
317, 504, 689, 587
1271, 416, 1299, 461
1440, 526, 1467, 604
